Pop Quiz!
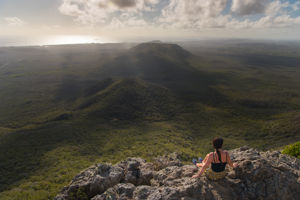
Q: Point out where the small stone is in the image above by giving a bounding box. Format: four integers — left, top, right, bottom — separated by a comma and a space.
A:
239, 146, 249, 151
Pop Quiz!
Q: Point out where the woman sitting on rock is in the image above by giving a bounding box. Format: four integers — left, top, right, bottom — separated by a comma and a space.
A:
192, 137, 237, 180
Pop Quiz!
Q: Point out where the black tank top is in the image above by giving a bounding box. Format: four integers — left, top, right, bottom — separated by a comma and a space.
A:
211, 151, 227, 172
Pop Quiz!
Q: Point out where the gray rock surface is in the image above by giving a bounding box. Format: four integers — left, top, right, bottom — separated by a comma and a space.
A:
55, 146, 300, 200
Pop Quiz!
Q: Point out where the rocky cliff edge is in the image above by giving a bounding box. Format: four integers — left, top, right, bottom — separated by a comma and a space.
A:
55, 146, 300, 200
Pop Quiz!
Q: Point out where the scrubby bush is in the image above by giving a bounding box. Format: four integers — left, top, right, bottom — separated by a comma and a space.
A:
282, 141, 300, 159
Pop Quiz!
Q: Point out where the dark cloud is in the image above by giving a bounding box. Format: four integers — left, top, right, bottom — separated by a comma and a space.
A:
111, 0, 137, 8
231, 0, 269, 16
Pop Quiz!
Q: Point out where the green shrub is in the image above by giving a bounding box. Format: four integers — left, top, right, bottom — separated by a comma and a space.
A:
282, 141, 300, 159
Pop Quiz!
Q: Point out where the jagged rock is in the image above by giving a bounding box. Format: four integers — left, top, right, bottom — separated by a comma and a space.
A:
152, 153, 183, 170
117, 157, 155, 186
55, 147, 300, 200
55, 164, 124, 200
133, 185, 157, 199
91, 183, 135, 200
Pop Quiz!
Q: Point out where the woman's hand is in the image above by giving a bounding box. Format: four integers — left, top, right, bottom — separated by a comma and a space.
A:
196, 163, 203, 167
233, 163, 238, 168
192, 174, 200, 178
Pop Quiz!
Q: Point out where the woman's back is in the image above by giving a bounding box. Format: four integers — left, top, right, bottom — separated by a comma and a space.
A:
211, 150, 228, 163
211, 150, 228, 172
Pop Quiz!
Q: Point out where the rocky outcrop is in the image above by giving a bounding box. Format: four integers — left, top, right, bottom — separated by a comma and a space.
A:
55, 147, 300, 200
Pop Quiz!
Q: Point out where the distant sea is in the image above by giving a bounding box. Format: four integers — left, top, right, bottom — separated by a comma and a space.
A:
0, 36, 53, 47
0, 35, 111, 47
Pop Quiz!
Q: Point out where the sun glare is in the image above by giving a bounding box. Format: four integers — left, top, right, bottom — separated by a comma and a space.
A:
43, 35, 108, 45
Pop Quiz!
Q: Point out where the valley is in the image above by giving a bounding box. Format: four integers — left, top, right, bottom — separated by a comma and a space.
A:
0, 41, 299, 199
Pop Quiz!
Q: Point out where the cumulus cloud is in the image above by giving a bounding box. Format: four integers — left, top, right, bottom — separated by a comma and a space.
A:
254, 15, 300, 28
159, 0, 228, 28
158, 0, 300, 29
58, 0, 300, 30
59, 0, 159, 25
4, 17, 26, 27
292, 1, 300, 11
109, 16, 148, 29
59, 0, 85, 17
265, 1, 288, 16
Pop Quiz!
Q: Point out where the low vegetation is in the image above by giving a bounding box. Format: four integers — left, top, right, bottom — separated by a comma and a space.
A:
282, 141, 300, 159
0, 41, 299, 199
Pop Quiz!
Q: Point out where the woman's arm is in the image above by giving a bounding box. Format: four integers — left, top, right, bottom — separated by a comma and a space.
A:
192, 153, 212, 178
196, 153, 209, 167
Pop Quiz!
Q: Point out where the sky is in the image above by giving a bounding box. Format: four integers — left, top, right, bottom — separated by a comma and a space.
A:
0, 0, 300, 45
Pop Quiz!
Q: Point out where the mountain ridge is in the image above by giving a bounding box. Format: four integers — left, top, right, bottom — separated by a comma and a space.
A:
78, 78, 180, 121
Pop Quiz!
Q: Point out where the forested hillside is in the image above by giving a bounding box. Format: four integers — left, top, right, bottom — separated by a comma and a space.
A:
0, 41, 299, 199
